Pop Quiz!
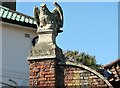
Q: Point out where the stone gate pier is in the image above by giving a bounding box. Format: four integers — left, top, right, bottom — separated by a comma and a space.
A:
28, 29, 65, 87
27, 2, 113, 88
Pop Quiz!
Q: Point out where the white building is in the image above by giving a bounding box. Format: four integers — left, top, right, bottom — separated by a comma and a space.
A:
0, 1, 37, 87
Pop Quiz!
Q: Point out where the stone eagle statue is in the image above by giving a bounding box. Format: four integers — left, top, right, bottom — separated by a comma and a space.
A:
34, 2, 63, 33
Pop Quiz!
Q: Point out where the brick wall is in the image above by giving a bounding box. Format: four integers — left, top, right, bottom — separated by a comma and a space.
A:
29, 59, 56, 87
28, 59, 112, 87
63, 61, 113, 88
64, 66, 108, 87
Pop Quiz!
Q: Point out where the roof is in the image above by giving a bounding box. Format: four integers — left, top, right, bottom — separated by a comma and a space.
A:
103, 59, 120, 82
103, 58, 120, 68
0, 5, 37, 29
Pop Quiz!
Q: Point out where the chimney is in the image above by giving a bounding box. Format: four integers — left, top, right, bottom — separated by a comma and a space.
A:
1, 0, 16, 11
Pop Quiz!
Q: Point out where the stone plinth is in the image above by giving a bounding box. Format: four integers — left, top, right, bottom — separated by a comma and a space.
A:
28, 29, 64, 61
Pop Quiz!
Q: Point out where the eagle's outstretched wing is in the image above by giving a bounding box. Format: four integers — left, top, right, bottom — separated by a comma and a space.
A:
52, 2, 63, 28
33, 5, 40, 27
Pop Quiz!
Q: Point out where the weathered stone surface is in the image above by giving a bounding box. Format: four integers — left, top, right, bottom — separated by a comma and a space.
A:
30, 43, 55, 57
34, 2, 63, 33
28, 2, 65, 61
28, 29, 65, 61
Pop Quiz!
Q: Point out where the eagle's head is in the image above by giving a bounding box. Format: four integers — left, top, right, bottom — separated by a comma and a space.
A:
40, 3, 47, 11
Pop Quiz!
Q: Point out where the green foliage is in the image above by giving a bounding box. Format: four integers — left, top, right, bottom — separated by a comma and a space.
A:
64, 50, 101, 70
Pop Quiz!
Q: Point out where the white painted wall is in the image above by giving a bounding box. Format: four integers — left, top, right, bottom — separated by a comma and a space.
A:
0, 21, 2, 88
1, 22, 36, 86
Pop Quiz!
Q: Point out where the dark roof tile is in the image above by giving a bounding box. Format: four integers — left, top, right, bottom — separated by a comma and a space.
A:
0, 5, 37, 29
103, 59, 120, 68
103, 59, 120, 82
